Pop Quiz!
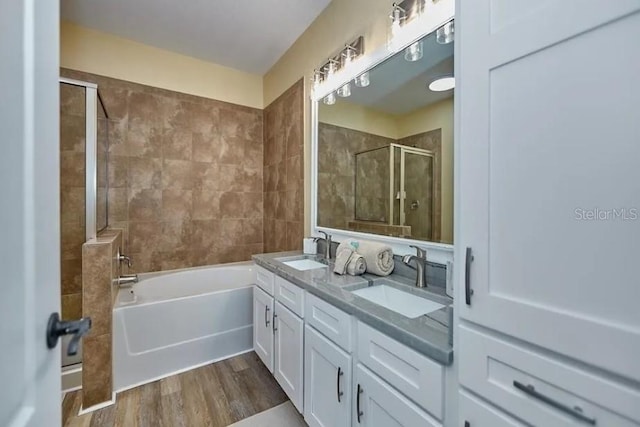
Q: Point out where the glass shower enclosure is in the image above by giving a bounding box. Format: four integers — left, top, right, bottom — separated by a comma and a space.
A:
355, 143, 435, 241
59, 78, 109, 372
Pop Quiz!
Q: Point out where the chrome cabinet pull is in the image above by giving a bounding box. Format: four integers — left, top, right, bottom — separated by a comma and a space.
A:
465, 247, 474, 305
513, 381, 596, 425
356, 384, 363, 423
464, 422, 470, 427
264, 306, 270, 327
273, 313, 277, 332
336, 367, 344, 402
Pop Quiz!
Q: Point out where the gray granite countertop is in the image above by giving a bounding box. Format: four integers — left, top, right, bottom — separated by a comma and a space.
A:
252, 251, 453, 365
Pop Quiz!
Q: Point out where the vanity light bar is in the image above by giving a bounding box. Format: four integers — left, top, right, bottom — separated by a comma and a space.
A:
313, 36, 365, 86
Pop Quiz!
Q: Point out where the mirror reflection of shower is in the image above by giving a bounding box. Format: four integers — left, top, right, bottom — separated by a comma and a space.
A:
59, 78, 109, 370
354, 143, 436, 240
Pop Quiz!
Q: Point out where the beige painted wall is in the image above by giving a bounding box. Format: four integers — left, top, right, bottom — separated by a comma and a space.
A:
60, 21, 264, 109
398, 97, 454, 243
262, 0, 395, 236
318, 101, 399, 139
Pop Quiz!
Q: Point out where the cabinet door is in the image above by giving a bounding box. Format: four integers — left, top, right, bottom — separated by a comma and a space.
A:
459, 391, 524, 427
457, 0, 640, 381
354, 364, 440, 427
274, 301, 304, 412
253, 286, 274, 372
304, 325, 351, 427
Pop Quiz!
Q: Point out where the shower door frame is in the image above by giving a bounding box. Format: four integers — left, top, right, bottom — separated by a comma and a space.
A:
59, 77, 107, 241
389, 144, 436, 236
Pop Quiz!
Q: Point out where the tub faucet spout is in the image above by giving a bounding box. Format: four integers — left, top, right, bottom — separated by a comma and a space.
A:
117, 274, 138, 287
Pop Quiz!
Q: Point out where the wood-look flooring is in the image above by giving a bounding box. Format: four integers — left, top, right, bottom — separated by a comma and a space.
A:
62, 352, 289, 427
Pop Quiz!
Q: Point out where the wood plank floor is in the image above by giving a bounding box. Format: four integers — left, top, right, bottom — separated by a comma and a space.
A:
62, 352, 289, 427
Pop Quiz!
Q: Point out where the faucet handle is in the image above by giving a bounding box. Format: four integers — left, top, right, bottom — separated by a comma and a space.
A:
117, 248, 132, 268
410, 245, 427, 259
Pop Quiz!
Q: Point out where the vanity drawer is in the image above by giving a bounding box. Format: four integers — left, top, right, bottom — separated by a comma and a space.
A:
305, 292, 352, 352
459, 324, 640, 426
275, 276, 304, 318
356, 322, 444, 419
459, 391, 525, 427
255, 265, 275, 295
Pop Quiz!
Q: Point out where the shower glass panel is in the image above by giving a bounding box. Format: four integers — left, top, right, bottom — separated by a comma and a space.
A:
402, 150, 434, 240
354, 143, 435, 239
96, 96, 109, 232
355, 146, 390, 222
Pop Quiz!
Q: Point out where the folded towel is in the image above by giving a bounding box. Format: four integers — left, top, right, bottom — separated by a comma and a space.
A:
333, 246, 354, 275
339, 239, 394, 276
346, 252, 366, 275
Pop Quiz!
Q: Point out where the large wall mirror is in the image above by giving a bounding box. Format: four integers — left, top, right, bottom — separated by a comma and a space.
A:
315, 27, 454, 245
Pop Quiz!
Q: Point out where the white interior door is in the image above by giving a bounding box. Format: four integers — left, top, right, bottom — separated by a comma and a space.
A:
0, 0, 61, 426
457, 0, 640, 381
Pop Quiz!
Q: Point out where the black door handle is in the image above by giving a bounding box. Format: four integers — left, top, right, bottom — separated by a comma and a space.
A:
265, 306, 270, 327
273, 313, 278, 332
356, 384, 363, 423
465, 247, 474, 305
46, 312, 91, 356
336, 367, 344, 402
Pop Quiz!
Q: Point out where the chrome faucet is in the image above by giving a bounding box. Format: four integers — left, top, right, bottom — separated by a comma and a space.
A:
117, 248, 132, 268
117, 274, 138, 287
319, 231, 332, 260
402, 245, 428, 288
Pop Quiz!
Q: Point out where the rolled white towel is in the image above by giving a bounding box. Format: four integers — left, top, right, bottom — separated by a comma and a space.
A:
340, 239, 394, 276
333, 246, 354, 275
346, 252, 366, 275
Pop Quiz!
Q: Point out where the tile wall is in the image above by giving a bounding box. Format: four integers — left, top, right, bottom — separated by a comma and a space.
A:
61, 69, 267, 273
81, 229, 122, 408
60, 82, 86, 321
263, 79, 305, 252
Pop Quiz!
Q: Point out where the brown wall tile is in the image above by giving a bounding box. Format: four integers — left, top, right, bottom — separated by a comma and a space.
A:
82, 334, 113, 408
262, 80, 304, 251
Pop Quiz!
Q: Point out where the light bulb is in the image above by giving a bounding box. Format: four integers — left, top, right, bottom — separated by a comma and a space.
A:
354, 72, 370, 88
323, 92, 337, 105
404, 41, 423, 62
337, 83, 351, 98
312, 69, 322, 87
437, 21, 454, 44
326, 61, 337, 77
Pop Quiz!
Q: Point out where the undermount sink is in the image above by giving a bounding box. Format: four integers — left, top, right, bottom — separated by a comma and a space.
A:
352, 285, 444, 318
281, 259, 328, 271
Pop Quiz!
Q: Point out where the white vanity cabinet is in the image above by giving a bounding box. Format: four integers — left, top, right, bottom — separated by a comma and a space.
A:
253, 286, 274, 372
274, 301, 304, 412
304, 325, 352, 427
252, 267, 305, 412
354, 364, 440, 427
457, 1, 640, 425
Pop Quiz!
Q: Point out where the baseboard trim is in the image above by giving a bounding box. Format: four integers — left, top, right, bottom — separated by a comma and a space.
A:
78, 392, 116, 415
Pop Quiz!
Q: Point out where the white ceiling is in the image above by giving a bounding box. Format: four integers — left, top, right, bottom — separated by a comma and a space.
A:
337, 31, 454, 115
61, 0, 332, 75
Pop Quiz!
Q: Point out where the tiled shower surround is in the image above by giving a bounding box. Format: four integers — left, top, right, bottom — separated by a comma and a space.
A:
263, 80, 304, 252
60, 83, 86, 321
61, 69, 304, 274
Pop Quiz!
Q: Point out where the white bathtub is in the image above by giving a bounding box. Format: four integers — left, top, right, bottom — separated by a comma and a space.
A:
113, 262, 256, 391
